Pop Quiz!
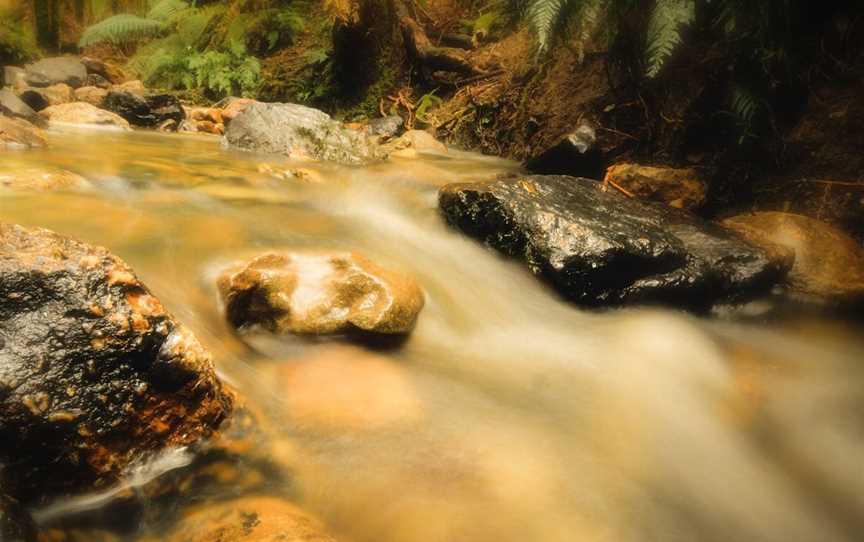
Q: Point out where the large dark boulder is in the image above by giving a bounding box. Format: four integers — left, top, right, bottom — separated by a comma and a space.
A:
439, 175, 790, 308
0, 224, 233, 503
102, 90, 185, 128
24, 57, 87, 88
0, 90, 40, 124
224, 102, 385, 165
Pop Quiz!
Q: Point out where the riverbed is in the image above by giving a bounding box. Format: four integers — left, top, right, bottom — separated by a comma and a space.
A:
3, 127, 864, 542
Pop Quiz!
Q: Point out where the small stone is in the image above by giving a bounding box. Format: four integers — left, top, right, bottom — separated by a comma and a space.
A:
39, 102, 131, 130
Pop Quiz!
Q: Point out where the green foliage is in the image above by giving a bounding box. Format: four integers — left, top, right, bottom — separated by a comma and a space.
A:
0, 10, 38, 64
146, 0, 190, 22
186, 43, 262, 98
416, 90, 443, 123
645, 0, 695, 78
287, 48, 333, 103
79, 14, 166, 47
524, 0, 610, 59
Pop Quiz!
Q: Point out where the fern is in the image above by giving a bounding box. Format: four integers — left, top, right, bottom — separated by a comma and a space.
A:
527, 0, 569, 55
146, 0, 189, 22
78, 14, 165, 47
645, 0, 695, 78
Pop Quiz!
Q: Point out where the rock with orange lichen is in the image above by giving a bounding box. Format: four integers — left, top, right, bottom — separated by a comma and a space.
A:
144, 496, 338, 542
0, 223, 232, 504
217, 251, 424, 336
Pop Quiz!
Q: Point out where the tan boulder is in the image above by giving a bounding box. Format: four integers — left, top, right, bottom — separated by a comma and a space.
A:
196, 119, 225, 135
221, 97, 258, 123
38, 83, 74, 106
217, 251, 424, 336
0, 168, 90, 191
40, 102, 131, 130
73, 86, 109, 107
81, 57, 126, 85
268, 346, 422, 432
143, 496, 338, 542
384, 129, 447, 156
113, 79, 146, 95
722, 212, 864, 301
185, 106, 224, 124
0, 115, 46, 148
603, 163, 707, 209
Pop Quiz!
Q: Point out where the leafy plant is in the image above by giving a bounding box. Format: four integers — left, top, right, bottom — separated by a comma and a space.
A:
0, 9, 38, 64
645, 0, 695, 77
186, 43, 262, 98
78, 0, 191, 47
415, 90, 443, 123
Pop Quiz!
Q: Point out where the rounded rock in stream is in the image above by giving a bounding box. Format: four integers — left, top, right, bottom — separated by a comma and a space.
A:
0, 224, 233, 502
223, 102, 385, 165
0, 115, 46, 149
217, 252, 424, 337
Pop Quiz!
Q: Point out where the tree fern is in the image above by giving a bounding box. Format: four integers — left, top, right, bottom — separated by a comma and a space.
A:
528, 0, 569, 55
78, 14, 165, 47
527, 0, 607, 58
146, 0, 190, 22
645, 0, 695, 78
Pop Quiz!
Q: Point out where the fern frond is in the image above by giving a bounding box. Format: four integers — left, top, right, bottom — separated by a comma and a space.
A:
79, 14, 165, 47
146, 0, 190, 22
528, 0, 570, 55
645, 0, 695, 78
573, 0, 605, 62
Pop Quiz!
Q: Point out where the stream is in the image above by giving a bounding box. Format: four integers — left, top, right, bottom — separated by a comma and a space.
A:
3, 127, 864, 542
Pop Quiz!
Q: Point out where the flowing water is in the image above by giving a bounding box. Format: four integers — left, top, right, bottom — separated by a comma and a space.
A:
3, 127, 864, 542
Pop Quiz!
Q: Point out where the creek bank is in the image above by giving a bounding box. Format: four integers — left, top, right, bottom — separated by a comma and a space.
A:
0, 223, 233, 504
439, 175, 789, 309
217, 251, 424, 337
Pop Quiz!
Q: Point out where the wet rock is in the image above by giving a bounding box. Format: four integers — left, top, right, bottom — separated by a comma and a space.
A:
220, 97, 257, 123
268, 346, 422, 432
73, 86, 109, 107
39, 102, 131, 130
224, 102, 384, 165
1, 491, 35, 542
19, 84, 74, 111
102, 91, 185, 128
85, 73, 111, 89
24, 57, 87, 88
0, 224, 233, 501
383, 129, 447, 156
722, 212, 864, 303
143, 496, 338, 542
217, 251, 424, 336
525, 124, 605, 180
0, 168, 91, 191
439, 175, 788, 308
185, 106, 223, 125
603, 163, 707, 209
0, 115, 46, 148
367, 115, 404, 138
81, 57, 125, 85
0, 89, 40, 124
196, 120, 224, 135
2, 66, 26, 89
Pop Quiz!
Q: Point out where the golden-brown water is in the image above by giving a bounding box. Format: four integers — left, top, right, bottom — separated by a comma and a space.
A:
3, 127, 864, 542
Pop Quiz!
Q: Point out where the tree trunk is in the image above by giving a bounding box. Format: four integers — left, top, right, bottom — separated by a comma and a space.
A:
33, 0, 61, 52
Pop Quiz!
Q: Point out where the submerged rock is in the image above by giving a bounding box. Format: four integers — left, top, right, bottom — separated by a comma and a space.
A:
39, 102, 130, 130
439, 175, 787, 308
722, 212, 864, 303
142, 496, 338, 542
217, 252, 424, 336
603, 163, 707, 209
224, 102, 384, 165
24, 57, 87, 88
102, 91, 185, 128
0, 224, 232, 502
382, 129, 447, 156
0, 168, 90, 191
0, 115, 46, 148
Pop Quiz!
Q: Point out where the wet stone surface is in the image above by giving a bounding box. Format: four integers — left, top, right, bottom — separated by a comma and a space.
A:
439, 175, 789, 308
0, 224, 232, 503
